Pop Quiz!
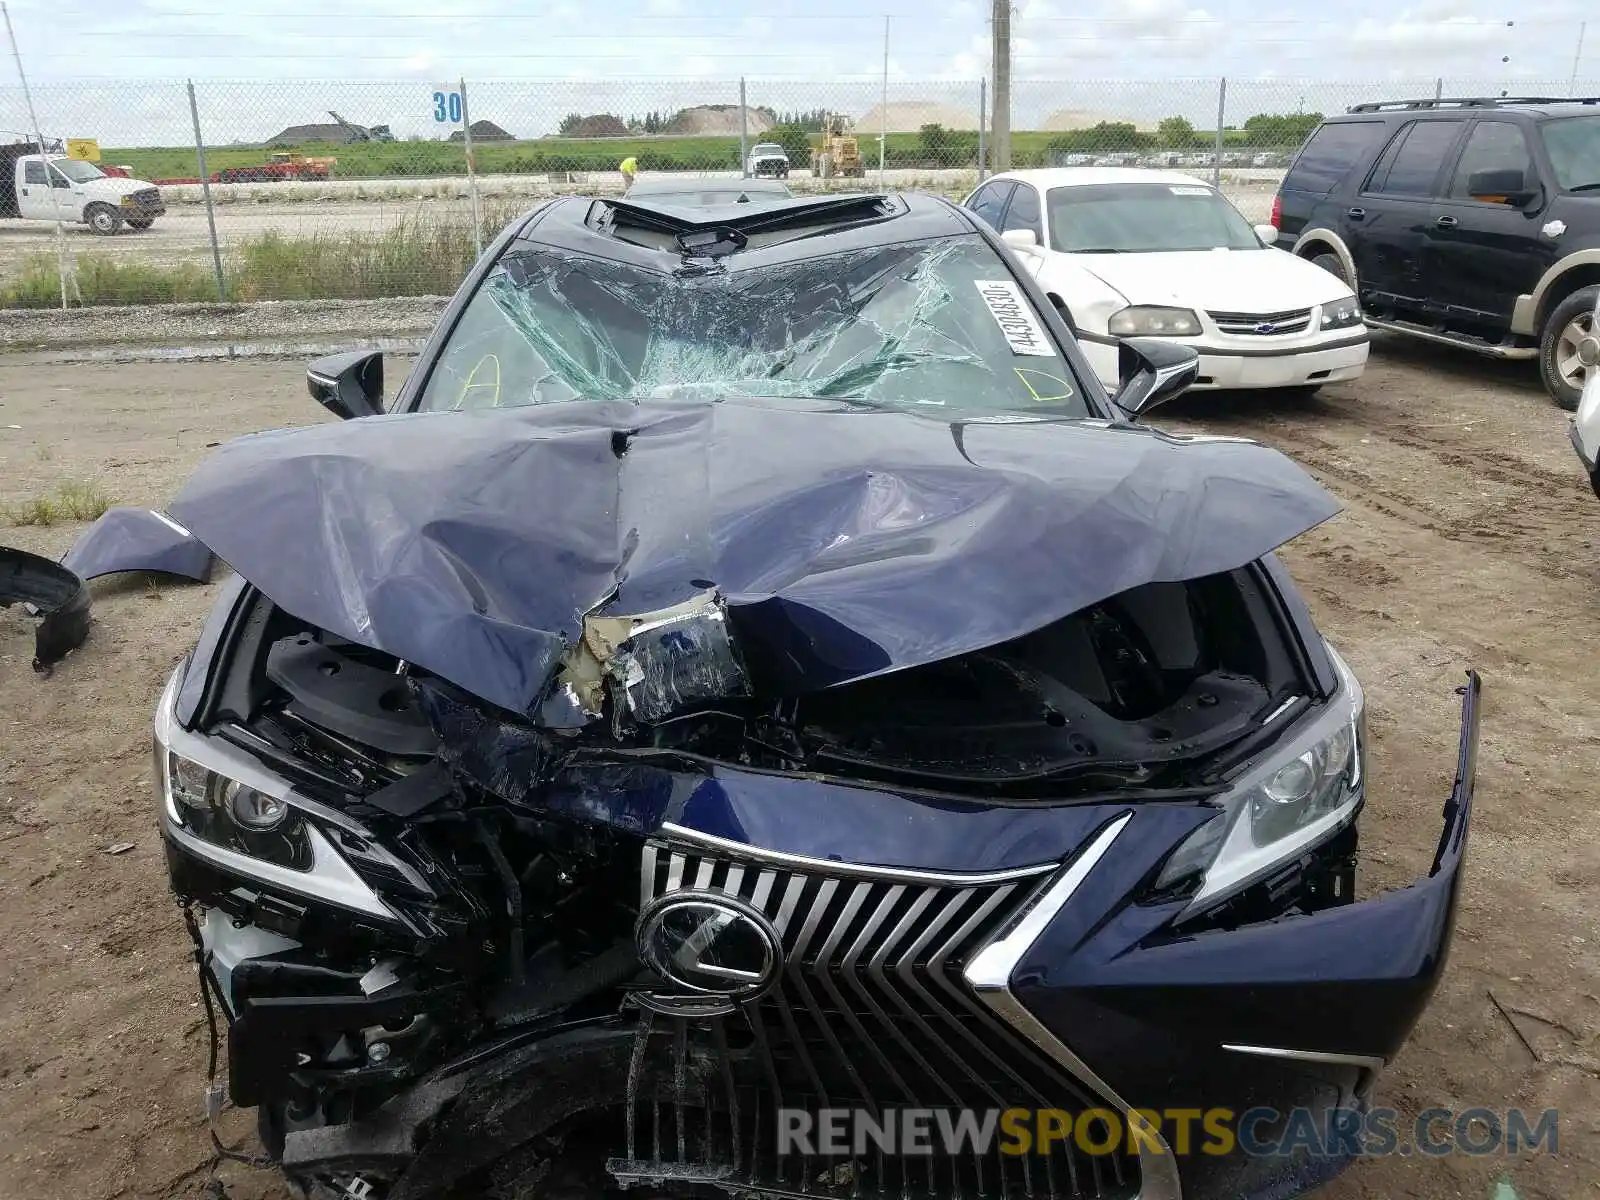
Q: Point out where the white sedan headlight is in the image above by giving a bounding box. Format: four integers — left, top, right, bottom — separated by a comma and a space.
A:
1107, 305, 1202, 337
1320, 297, 1363, 330
1154, 644, 1366, 912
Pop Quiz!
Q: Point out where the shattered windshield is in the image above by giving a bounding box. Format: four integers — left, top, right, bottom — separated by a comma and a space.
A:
416, 235, 1090, 416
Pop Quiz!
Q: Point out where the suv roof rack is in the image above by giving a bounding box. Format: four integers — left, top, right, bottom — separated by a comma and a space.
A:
1347, 96, 1600, 113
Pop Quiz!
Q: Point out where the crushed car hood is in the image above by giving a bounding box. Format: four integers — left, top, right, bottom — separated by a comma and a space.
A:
167, 397, 1340, 718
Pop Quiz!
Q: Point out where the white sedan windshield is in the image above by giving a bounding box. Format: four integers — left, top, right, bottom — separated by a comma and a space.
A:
1047, 183, 1261, 253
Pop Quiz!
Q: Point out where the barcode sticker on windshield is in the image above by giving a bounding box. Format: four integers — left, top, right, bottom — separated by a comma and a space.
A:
1169, 185, 1212, 196
975, 280, 1054, 356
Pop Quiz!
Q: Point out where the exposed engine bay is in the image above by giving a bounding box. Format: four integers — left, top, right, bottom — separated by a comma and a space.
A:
161, 559, 1355, 1200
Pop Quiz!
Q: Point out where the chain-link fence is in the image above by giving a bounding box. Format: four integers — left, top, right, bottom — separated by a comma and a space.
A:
1, 75, 1593, 308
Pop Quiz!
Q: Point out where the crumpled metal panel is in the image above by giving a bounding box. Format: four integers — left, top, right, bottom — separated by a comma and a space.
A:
60, 507, 214, 584
167, 398, 1340, 718
0, 545, 90, 670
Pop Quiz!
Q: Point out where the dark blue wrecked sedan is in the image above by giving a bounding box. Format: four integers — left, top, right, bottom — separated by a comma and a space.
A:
152, 192, 1479, 1200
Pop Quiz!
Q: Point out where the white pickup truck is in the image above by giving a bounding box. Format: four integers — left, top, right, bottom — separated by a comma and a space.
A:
0, 149, 164, 234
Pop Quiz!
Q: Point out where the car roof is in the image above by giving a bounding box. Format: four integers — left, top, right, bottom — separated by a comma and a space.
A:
518, 191, 976, 267
1332, 97, 1600, 121
625, 177, 792, 196
985, 167, 1213, 190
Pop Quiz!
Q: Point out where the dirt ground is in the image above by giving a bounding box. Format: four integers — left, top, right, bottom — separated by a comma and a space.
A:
0, 340, 1596, 1200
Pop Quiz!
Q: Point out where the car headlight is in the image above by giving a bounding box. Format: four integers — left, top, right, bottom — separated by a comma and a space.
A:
160, 745, 313, 870
1107, 305, 1202, 337
153, 665, 404, 920
1154, 643, 1366, 912
1320, 297, 1362, 330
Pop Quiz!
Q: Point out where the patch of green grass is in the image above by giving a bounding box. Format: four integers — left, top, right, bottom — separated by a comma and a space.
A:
0, 202, 525, 308
3, 254, 220, 307
6, 481, 114, 526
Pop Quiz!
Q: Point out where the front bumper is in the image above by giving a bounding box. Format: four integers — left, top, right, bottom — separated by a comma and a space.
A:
1010, 670, 1479, 1199
1083, 332, 1369, 392
160, 633, 1478, 1200
118, 190, 166, 217
1571, 378, 1600, 499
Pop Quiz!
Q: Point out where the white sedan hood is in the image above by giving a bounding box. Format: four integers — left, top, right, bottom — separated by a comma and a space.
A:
1072, 248, 1352, 312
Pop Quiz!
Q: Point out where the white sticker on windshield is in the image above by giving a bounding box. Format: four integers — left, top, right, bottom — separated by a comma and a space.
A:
975, 280, 1054, 356
1169, 185, 1213, 196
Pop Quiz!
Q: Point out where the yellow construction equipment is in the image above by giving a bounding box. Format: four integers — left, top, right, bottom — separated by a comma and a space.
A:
812, 114, 865, 180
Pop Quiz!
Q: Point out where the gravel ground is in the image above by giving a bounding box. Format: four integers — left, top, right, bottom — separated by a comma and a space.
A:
0, 298, 447, 352
0, 340, 1595, 1200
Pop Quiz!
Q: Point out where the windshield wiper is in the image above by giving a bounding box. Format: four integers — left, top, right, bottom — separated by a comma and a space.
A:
1568, 181, 1600, 192
1070, 247, 1124, 254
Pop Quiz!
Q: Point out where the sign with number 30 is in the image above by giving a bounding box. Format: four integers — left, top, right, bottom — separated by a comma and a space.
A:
433, 91, 463, 123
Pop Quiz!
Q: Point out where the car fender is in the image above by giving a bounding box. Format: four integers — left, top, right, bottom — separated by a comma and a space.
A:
1511, 245, 1600, 336
1290, 226, 1357, 286
1031, 253, 1129, 338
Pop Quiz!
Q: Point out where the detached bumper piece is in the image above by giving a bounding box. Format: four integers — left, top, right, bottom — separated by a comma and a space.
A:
61, 507, 213, 585
1, 545, 89, 670
609, 841, 1141, 1200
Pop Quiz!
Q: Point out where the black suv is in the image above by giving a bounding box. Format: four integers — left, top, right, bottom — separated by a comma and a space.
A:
1273, 96, 1600, 409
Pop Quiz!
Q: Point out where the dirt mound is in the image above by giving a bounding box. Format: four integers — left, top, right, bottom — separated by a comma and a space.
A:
662, 105, 773, 135
1041, 108, 1150, 132
562, 114, 629, 139
854, 101, 975, 133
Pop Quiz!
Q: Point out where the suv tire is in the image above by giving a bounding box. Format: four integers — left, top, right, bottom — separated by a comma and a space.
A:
1538, 285, 1600, 412
1309, 252, 1351, 288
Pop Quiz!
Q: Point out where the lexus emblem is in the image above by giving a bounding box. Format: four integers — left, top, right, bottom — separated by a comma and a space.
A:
636, 892, 782, 1000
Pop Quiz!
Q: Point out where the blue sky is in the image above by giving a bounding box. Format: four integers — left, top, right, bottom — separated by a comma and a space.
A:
0, 0, 1594, 145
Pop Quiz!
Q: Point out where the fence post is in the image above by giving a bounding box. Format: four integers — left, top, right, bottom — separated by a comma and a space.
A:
1212, 76, 1227, 190
459, 76, 483, 260
3, 1, 71, 309
739, 78, 748, 178
878, 16, 889, 185
186, 80, 227, 302
978, 77, 987, 181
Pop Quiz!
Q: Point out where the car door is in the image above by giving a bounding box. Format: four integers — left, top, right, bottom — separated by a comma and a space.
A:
1000, 181, 1044, 248
1349, 119, 1465, 312
1425, 119, 1555, 327
965, 180, 1015, 231
16, 159, 56, 220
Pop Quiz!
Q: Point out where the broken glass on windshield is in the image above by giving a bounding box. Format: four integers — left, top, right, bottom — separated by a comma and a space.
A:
415, 235, 1086, 416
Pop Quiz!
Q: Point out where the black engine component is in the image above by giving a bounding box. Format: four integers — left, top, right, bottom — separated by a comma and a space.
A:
267, 632, 439, 756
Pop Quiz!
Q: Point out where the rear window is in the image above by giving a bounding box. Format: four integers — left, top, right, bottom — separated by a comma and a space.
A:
1283, 120, 1386, 195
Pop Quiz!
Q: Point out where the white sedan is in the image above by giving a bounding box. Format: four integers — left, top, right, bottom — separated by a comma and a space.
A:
963, 168, 1368, 393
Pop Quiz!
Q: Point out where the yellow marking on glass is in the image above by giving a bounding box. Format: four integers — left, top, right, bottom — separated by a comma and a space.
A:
455, 354, 503, 409
1014, 368, 1074, 402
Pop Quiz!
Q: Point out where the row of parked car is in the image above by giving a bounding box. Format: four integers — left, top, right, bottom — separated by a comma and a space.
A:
1058, 150, 1290, 170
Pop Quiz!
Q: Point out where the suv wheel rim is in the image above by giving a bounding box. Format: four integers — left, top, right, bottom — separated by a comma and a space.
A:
1557, 312, 1595, 389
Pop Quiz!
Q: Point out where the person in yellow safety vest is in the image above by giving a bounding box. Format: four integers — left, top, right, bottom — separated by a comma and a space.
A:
619, 155, 638, 191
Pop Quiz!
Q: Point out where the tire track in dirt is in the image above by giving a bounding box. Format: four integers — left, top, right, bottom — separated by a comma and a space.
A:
1232, 414, 1597, 589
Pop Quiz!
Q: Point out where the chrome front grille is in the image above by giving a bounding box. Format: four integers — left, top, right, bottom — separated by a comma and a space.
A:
611, 839, 1141, 1200
1206, 306, 1313, 335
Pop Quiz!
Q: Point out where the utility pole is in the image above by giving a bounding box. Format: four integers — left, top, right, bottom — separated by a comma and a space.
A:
991, 0, 1011, 172
1573, 22, 1587, 92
